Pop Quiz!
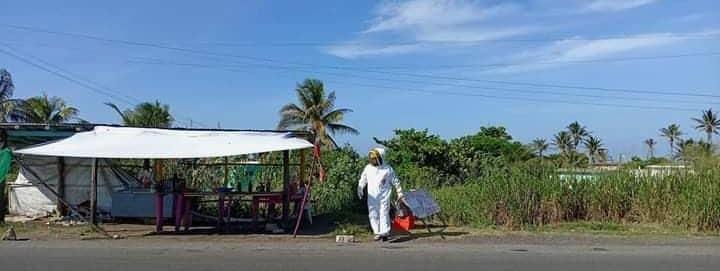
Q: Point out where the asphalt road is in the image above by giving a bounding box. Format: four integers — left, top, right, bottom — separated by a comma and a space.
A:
1, 237, 719, 271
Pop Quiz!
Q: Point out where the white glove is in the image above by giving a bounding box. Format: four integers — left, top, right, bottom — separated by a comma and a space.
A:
357, 186, 364, 199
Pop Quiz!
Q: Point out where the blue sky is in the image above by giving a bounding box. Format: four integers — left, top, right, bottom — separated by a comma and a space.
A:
1, 0, 719, 160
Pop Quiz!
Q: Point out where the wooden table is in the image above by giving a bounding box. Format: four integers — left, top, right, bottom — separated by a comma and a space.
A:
179, 191, 287, 232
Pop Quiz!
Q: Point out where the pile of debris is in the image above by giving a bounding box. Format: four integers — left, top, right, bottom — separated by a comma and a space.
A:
48, 215, 89, 227
2, 227, 17, 241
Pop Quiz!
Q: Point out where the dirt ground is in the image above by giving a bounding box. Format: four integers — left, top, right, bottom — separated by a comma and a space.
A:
4, 215, 720, 248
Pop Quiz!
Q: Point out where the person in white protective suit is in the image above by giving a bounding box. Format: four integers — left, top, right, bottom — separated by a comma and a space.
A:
357, 148, 404, 241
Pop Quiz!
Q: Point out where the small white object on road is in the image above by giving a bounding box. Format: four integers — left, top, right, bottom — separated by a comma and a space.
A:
336, 235, 355, 243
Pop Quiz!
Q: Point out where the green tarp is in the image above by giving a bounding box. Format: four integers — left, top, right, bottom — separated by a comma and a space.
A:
0, 148, 12, 222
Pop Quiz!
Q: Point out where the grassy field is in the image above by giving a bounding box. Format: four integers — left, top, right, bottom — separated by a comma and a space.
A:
432, 165, 720, 233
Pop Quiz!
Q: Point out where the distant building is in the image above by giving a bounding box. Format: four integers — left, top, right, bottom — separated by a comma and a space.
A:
633, 164, 690, 177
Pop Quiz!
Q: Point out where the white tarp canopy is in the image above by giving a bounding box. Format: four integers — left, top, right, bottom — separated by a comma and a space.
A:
15, 126, 313, 159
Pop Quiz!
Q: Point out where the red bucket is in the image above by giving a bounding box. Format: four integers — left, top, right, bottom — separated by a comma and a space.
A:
392, 215, 415, 232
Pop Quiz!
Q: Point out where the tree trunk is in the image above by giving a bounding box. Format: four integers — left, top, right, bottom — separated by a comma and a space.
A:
669, 140, 674, 159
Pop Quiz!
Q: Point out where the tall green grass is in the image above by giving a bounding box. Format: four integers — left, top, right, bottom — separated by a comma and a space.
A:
433, 164, 720, 232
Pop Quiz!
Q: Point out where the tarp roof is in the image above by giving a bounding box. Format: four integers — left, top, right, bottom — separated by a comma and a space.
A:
14, 126, 313, 159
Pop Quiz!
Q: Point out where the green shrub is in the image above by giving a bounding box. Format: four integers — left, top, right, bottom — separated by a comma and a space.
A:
312, 146, 365, 219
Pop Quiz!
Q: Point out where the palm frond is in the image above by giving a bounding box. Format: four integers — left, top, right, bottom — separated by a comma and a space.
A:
105, 102, 133, 125
327, 123, 359, 135
322, 108, 353, 123
277, 115, 308, 130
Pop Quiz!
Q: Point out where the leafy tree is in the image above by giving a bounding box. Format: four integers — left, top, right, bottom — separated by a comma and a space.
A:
16, 93, 79, 124
567, 121, 589, 151
477, 126, 512, 140
530, 138, 549, 157
374, 129, 449, 171
374, 129, 451, 187
0, 69, 22, 122
659, 124, 682, 158
644, 138, 657, 159
450, 127, 531, 162
447, 127, 532, 182
277, 79, 358, 147
106, 100, 174, 128
583, 135, 603, 164
692, 108, 720, 143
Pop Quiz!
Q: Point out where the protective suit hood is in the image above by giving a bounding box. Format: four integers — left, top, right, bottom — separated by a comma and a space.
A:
374, 147, 386, 166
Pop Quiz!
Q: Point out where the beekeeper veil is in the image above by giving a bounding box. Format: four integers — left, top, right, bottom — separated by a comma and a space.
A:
368, 147, 386, 166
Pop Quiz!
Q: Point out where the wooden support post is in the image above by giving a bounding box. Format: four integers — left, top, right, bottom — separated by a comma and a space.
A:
224, 156, 229, 187
154, 159, 165, 181
281, 150, 290, 228
89, 158, 98, 225
57, 157, 66, 216
0, 129, 7, 149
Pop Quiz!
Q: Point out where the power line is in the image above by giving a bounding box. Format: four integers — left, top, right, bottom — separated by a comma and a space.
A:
329, 81, 698, 112
334, 68, 720, 99
128, 58, 718, 106
6, 23, 719, 47
3, 44, 143, 105
0, 46, 137, 106
417, 52, 720, 71
8, 40, 719, 71
109, 34, 720, 47
126, 59, 699, 112
3, 23, 718, 98
0, 45, 204, 128
2, 45, 208, 128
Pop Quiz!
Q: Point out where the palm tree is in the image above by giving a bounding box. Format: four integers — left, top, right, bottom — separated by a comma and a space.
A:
0, 69, 22, 122
106, 101, 174, 128
691, 108, 720, 143
552, 131, 573, 155
674, 139, 713, 161
15, 93, 79, 124
567, 121, 589, 151
530, 138, 549, 157
277, 79, 358, 147
583, 135, 603, 164
644, 138, 657, 159
659, 124, 682, 158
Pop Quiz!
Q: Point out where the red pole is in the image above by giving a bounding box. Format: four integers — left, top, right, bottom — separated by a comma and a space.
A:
293, 145, 324, 237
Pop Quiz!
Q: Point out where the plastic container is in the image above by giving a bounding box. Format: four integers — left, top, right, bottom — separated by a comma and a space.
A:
392, 215, 415, 232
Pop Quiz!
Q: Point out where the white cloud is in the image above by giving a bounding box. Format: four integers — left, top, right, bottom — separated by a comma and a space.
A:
324, 26, 537, 59
324, 43, 425, 59
414, 26, 538, 42
582, 0, 658, 12
365, 0, 519, 33
489, 32, 691, 73
325, 0, 535, 58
